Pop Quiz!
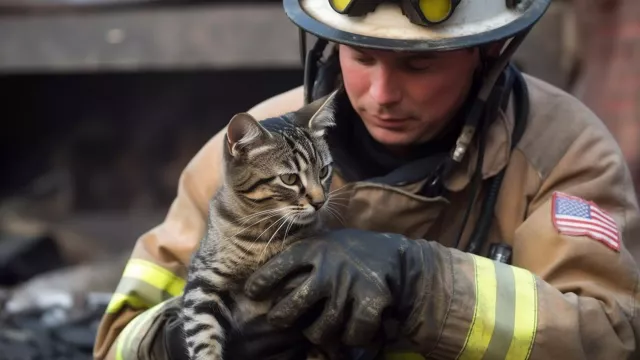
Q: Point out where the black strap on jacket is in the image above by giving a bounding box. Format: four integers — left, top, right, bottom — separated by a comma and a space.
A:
464, 64, 529, 255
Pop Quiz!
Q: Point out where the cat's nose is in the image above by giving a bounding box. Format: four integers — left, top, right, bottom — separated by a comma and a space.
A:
310, 200, 325, 211
307, 187, 326, 210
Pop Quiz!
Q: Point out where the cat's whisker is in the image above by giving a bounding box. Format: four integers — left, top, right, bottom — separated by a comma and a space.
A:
327, 195, 350, 202
327, 196, 349, 206
324, 205, 346, 227
281, 214, 298, 251
327, 192, 350, 199
327, 198, 347, 211
327, 198, 350, 205
233, 206, 295, 225
325, 198, 346, 215
230, 205, 295, 233
244, 211, 295, 249
222, 211, 284, 244
250, 211, 298, 260
328, 184, 350, 195
217, 211, 288, 258
248, 211, 292, 249
234, 208, 281, 223
327, 203, 348, 209
258, 212, 295, 263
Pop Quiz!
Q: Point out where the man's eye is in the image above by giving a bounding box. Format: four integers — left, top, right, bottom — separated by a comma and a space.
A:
355, 56, 375, 65
405, 62, 432, 72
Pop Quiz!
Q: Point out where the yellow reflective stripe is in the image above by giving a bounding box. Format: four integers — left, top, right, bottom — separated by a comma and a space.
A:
384, 352, 426, 360
459, 255, 497, 360
458, 255, 538, 360
506, 266, 538, 360
106, 293, 148, 314
115, 300, 166, 360
106, 259, 186, 314
124, 259, 186, 297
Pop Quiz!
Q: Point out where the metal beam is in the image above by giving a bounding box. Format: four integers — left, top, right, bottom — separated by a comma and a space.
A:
0, 1, 572, 87
0, 3, 303, 73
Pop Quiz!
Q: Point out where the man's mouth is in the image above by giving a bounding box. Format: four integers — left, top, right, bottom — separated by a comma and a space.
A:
371, 115, 412, 129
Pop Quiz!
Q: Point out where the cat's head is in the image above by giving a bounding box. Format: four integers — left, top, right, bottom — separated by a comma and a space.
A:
222, 92, 337, 226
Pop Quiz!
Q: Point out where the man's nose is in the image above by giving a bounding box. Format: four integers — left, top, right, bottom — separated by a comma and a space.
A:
369, 67, 401, 105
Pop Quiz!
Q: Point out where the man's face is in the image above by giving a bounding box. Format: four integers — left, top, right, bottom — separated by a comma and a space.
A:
339, 44, 480, 148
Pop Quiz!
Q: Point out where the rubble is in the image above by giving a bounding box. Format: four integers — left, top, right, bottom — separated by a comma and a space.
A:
0, 291, 110, 360
0, 185, 151, 360
0, 231, 128, 360
0, 233, 67, 287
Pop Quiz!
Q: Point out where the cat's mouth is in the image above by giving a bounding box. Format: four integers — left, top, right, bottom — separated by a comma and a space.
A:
292, 210, 318, 225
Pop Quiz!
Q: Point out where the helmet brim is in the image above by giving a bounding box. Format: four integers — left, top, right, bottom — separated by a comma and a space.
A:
285, 0, 551, 52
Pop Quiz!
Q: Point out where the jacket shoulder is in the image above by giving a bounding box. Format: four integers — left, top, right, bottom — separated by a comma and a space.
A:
515, 74, 624, 181
247, 86, 305, 119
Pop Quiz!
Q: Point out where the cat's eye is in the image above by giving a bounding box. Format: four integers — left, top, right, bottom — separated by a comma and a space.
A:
280, 173, 298, 186
319, 165, 330, 179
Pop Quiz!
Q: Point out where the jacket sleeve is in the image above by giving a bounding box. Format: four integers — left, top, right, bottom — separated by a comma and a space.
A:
92, 86, 305, 360
402, 116, 640, 359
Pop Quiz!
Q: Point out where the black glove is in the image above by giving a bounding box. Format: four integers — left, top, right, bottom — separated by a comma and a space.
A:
164, 311, 312, 360
243, 228, 433, 347
223, 314, 313, 360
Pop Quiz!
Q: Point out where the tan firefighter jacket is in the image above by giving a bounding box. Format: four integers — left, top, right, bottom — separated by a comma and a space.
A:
93, 73, 640, 360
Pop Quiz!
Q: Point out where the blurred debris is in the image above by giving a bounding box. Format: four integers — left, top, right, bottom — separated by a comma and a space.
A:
0, 227, 129, 359
0, 291, 112, 360
5, 253, 129, 312
0, 222, 130, 359
5, 252, 128, 314
0, 233, 67, 287
0, 170, 158, 359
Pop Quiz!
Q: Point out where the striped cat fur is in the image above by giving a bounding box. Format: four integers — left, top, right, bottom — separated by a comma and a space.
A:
180, 92, 343, 360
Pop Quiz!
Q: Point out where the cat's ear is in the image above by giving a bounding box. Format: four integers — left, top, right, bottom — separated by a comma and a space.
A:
226, 112, 270, 156
307, 90, 338, 137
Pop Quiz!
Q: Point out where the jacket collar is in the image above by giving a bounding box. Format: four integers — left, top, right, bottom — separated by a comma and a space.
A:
309, 78, 516, 194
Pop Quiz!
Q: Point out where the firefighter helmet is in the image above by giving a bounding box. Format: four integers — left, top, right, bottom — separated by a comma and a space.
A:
284, 0, 551, 51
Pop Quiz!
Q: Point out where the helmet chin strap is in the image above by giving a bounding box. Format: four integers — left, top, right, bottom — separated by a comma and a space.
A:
450, 28, 531, 164
298, 25, 532, 170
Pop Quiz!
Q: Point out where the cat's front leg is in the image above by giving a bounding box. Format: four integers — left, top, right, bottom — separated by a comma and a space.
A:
181, 278, 234, 360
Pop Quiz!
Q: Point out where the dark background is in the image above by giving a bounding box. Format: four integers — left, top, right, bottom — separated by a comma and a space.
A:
0, 69, 302, 211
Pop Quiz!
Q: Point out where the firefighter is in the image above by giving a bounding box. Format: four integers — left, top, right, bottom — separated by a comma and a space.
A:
93, 0, 640, 359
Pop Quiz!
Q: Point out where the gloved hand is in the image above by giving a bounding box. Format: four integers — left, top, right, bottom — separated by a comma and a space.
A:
243, 228, 435, 347
222, 314, 313, 359
164, 310, 312, 360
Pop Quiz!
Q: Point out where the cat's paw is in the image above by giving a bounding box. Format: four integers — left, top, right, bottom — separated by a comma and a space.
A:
187, 342, 224, 360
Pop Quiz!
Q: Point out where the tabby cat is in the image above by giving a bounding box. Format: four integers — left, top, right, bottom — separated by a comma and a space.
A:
180, 93, 340, 360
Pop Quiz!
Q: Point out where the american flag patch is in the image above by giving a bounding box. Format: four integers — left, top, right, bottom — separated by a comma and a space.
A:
552, 191, 620, 251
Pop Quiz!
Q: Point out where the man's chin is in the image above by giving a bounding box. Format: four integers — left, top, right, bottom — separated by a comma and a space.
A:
368, 127, 426, 147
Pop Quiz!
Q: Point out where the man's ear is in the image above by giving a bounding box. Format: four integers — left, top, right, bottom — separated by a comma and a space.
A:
307, 90, 338, 137
226, 112, 270, 156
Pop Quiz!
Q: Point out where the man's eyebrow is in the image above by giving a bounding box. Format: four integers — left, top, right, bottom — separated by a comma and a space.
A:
404, 53, 438, 61
350, 47, 438, 60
